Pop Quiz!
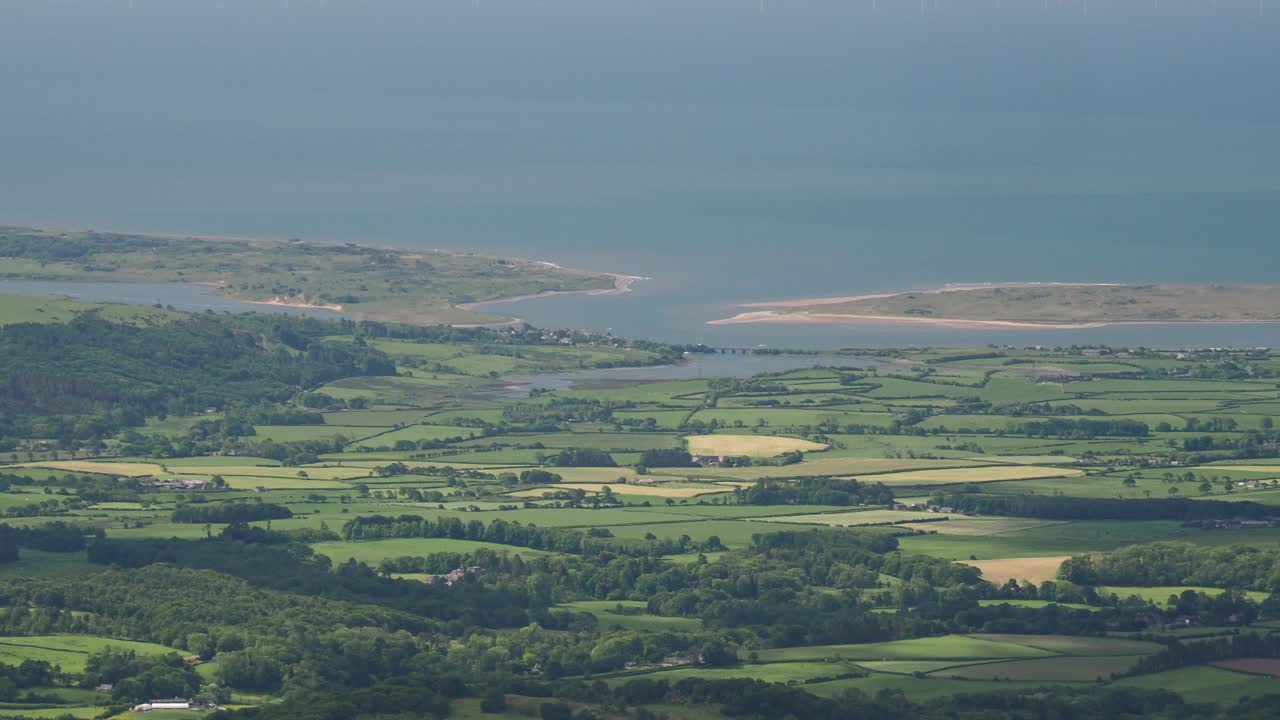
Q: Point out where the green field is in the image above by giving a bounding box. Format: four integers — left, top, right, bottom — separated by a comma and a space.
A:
1098, 586, 1271, 604
309, 538, 563, 565
558, 601, 702, 632
0, 635, 184, 673
753, 635, 1056, 663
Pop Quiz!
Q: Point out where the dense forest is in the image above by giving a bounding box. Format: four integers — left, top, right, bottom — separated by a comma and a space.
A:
0, 314, 395, 445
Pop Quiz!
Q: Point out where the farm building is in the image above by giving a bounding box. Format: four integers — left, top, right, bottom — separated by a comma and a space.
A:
132, 698, 191, 712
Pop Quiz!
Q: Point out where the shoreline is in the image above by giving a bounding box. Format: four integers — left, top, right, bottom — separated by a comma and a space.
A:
238, 296, 345, 313
712, 282, 1280, 330
708, 310, 1112, 329
8, 222, 646, 328
737, 282, 1127, 309
711, 310, 1280, 330
457, 271, 647, 315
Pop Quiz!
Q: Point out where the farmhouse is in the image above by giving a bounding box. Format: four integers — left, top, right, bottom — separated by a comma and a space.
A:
423, 566, 485, 586
142, 477, 210, 491
692, 455, 730, 466
132, 698, 191, 712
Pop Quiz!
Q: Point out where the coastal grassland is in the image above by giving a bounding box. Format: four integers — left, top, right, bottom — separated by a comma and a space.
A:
684, 434, 828, 457
0, 226, 618, 324
751, 283, 1280, 325
0, 292, 182, 326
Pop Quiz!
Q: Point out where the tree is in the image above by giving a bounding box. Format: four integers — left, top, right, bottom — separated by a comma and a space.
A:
1199, 481, 1213, 495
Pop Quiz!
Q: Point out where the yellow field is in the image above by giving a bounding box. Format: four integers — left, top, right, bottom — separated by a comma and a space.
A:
218, 476, 354, 490
7, 461, 166, 477
685, 434, 828, 457
168, 465, 373, 480
963, 556, 1070, 585
853, 466, 1083, 485
511, 482, 727, 498
307, 460, 520, 470
669, 457, 981, 481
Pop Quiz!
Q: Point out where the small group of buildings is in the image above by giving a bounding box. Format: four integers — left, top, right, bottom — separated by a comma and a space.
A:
422, 566, 485, 586
141, 477, 210, 491
691, 455, 732, 466
894, 503, 958, 514
131, 698, 214, 713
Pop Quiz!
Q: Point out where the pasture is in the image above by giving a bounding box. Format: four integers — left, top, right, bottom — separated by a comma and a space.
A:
310, 539, 563, 565
853, 465, 1083, 485
0, 635, 183, 673
558, 601, 702, 632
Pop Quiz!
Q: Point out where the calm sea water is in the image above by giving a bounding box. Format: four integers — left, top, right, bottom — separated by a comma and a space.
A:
2, 1, 1278, 348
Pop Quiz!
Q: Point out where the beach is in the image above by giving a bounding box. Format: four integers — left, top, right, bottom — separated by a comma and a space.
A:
710, 282, 1280, 330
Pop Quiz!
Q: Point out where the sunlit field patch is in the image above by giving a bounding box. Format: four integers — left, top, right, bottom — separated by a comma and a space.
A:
853, 465, 1083, 485
6, 461, 165, 477
684, 434, 828, 457
963, 556, 1070, 585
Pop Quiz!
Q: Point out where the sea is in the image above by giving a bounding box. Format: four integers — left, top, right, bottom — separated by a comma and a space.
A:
2, 0, 1278, 349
